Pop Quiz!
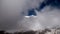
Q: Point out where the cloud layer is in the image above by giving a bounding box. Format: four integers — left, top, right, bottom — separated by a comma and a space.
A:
0, 0, 41, 32
0, 0, 60, 32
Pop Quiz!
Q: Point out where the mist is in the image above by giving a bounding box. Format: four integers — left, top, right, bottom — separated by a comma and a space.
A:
0, 0, 41, 32
0, 0, 60, 32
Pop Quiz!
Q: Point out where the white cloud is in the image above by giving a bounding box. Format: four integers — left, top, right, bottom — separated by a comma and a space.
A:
17, 6, 60, 32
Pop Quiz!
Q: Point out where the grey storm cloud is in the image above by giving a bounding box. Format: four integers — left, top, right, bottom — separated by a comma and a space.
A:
0, 0, 60, 32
